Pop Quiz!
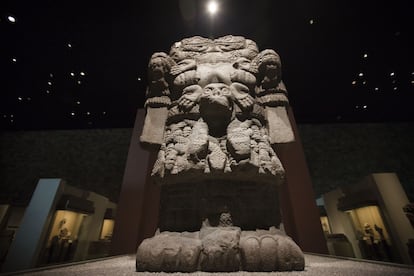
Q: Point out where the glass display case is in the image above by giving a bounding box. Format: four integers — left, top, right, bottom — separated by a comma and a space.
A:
346, 205, 393, 261
44, 210, 87, 264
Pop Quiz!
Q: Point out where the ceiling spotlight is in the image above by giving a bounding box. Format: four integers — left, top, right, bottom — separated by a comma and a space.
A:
393, 87, 398, 91
352, 80, 356, 85
47, 81, 52, 85
137, 77, 142, 81
207, 1, 219, 15
49, 73, 54, 78
374, 87, 379, 91
70, 112, 75, 116
17, 97, 22, 101
77, 80, 81, 85
390, 72, 395, 77
76, 101, 81, 105
80, 71, 85, 76
363, 105, 367, 109
86, 111, 91, 115
46, 90, 50, 94
358, 72, 364, 77
7, 15, 16, 23
309, 19, 314, 25
70, 72, 75, 77
12, 58, 17, 63
68, 43, 72, 48
363, 53, 368, 58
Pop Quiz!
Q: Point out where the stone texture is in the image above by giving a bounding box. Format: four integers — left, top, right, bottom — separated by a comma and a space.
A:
136, 227, 304, 272
136, 232, 202, 272
137, 35, 304, 272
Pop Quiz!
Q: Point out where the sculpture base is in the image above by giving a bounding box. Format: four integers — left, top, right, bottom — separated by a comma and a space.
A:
136, 226, 304, 272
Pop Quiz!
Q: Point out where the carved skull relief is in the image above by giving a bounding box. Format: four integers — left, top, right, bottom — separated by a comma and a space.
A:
142, 35, 294, 185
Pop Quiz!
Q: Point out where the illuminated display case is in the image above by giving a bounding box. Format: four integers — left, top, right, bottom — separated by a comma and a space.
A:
323, 173, 414, 265
44, 210, 88, 263
345, 205, 393, 261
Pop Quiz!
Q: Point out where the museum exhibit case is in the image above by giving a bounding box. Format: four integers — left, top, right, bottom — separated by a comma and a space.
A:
322, 173, 414, 264
1, 179, 117, 273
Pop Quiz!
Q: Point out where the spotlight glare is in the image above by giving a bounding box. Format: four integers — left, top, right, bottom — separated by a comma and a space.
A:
207, 1, 218, 15
7, 16, 16, 23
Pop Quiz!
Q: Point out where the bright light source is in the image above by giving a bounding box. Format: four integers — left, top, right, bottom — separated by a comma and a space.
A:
49, 73, 54, 78
12, 58, 17, 63
77, 80, 81, 85
70, 72, 75, 77
67, 43, 72, 48
80, 71, 85, 76
393, 87, 398, 91
358, 72, 364, 77
309, 19, 314, 25
207, 1, 218, 15
86, 111, 91, 115
47, 81, 52, 85
7, 16, 16, 23
390, 72, 395, 77
374, 87, 379, 91
46, 90, 50, 94
363, 53, 368, 58
352, 80, 356, 85
70, 112, 75, 116
17, 97, 22, 101
363, 105, 367, 109
137, 77, 142, 81
76, 101, 81, 105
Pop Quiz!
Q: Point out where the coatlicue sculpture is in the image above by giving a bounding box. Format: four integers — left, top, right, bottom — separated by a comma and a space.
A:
138, 35, 304, 272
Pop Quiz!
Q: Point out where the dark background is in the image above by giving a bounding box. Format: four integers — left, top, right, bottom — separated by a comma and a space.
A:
1, 0, 413, 130
1, 1, 413, 204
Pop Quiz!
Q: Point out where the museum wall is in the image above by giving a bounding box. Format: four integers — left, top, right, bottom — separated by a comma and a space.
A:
299, 123, 414, 201
0, 129, 131, 203
1, 122, 413, 204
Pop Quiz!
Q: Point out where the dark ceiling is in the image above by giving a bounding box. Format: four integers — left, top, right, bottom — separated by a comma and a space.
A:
1, 0, 413, 130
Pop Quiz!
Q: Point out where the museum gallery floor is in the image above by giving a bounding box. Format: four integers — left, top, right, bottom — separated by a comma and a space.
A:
18, 254, 414, 276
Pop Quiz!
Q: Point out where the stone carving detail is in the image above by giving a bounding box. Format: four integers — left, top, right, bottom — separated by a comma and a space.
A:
138, 35, 303, 272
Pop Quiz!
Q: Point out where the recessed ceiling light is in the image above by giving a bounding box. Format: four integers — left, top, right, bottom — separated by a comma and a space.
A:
7, 16, 16, 23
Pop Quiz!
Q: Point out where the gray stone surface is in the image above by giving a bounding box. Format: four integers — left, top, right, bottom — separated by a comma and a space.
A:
138, 35, 302, 272
20, 254, 414, 276
141, 35, 292, 182
136, 227, 304, 272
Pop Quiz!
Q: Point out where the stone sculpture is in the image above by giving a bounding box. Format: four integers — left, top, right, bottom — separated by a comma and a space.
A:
138, 35, 304, 272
